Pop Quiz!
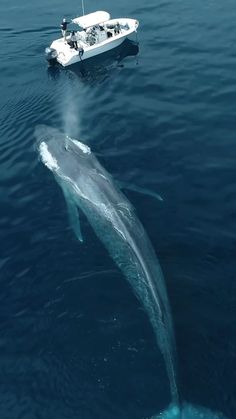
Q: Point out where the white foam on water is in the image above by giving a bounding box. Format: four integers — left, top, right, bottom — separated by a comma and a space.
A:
39, 142, 59, 171
71, 139, 91, 154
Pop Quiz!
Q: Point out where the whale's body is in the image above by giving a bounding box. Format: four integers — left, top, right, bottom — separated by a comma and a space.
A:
36, 125, 178, 402
36, 125, 226, 419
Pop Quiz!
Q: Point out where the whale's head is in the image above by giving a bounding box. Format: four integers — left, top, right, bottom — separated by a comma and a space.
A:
35, 125, 93, 179
35, 124, 115, 206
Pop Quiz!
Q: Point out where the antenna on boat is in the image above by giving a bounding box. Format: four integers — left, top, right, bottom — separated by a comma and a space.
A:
81, 0, 85, 15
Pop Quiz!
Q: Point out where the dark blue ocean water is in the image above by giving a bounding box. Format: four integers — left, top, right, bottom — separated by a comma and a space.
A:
0, 0, 235, 418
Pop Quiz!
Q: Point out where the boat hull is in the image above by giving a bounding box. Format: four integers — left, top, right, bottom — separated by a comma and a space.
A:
60, 36, 125, 66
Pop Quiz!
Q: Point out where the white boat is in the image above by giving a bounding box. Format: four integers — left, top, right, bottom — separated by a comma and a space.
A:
45, 11, 139, 67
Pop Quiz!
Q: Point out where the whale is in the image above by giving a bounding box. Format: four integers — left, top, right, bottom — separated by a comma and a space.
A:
36, 125, 226, 419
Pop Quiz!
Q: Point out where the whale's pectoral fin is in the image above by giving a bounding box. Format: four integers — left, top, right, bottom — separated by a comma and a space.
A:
61, 184, 83, 243
118, 181, 163, 202
67, 198, 83, 242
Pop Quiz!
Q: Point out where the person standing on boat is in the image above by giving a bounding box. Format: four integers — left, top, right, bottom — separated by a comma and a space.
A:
70, 31, 78, 50
60, 18, 69, 42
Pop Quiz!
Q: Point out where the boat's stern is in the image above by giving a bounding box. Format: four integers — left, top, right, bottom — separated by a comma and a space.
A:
45, 38, 82, 67
45, 47, 58, 64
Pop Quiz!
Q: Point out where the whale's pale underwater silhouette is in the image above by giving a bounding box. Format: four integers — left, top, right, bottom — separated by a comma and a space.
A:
36, 125, 226, 419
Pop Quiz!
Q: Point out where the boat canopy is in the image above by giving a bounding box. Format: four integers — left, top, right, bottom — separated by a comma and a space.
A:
72, 11, 111, 29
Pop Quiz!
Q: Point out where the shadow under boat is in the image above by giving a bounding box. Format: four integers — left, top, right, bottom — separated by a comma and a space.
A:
47, 39, 139, 82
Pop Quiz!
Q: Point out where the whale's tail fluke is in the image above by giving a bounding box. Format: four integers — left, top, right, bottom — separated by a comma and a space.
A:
151, 402, 227, 419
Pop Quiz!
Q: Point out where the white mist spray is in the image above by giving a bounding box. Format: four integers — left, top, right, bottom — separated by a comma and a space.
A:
60, 79, 82, 139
